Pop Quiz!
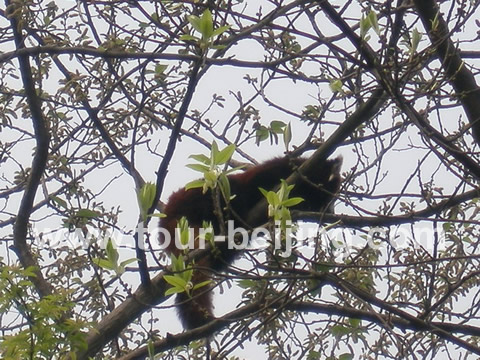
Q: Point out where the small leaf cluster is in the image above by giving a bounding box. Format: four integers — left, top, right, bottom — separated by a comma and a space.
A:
180, 9, 230, 52
163, 217, 212, 297
255, 120, 292, 149
137, 182, 165, 222
176, 216, 191, 251
260, 180, 304, 229
50, 194, 100, 231
92, 239, 137, 277
401, 28, 422, 60
185, 141, 241, 202
359, 10, 379, 40
163, 253, 211, 297
329, 79, 343, 93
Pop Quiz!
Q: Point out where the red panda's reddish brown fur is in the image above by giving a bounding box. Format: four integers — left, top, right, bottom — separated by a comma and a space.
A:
161, 156, 342, 329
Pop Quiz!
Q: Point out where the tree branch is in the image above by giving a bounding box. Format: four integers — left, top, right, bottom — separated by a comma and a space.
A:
295, 187, 480, 227
75, 269, 169, 360
325, 273, 480, 355
413, 0, 480, 144
116, 283, 480, 360
6, 0, 53, 297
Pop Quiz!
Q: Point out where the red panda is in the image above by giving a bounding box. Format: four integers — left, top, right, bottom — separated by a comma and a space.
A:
160, 156, 342, 329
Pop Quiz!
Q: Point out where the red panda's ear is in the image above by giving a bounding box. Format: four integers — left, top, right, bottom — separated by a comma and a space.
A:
329, 156, 343, 182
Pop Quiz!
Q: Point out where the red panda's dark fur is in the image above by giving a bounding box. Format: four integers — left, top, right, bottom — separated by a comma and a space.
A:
161, 156, 342, 329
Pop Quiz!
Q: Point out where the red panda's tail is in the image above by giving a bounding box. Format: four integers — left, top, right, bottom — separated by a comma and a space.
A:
175, 264, 215, 329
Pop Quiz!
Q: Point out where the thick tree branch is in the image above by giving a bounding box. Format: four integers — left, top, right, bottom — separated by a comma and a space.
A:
115, 298, 267, 360
116, 283, 480, 360
6, 0, 53, 297
75, 270, 169, 360
284, 301, 480, 337
414, 0, 480, 144
296, 186, 480, 226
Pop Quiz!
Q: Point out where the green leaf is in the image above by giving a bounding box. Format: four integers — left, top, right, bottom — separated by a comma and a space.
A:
185, 179, 205, 190
315, 263, 331, 273
170, 254, 185, 272
211, 140, 220, 161
106, 239, 119, 264
329, 79, 343, 93
349, 318, 361, 327
137, 182, 157, 219
237, 279, 256, 289
120, 258, 138, 268
150, 212, 167, 218
23, 266, 38, 277
277, 180, 288, 201
270, 120, 286, 133
93, 258, 115, 271
225, 165, 245, 175
360, 16, 370, 38
186, 163, 210, 173
259, 187, 270, 198
187, 15, 203, 34
165, 286, 184, 296
211, 25, 230, 37
211, 44, 227, 50
189, 153, 210, 164
199, 9, 214, 39
182, 268, 193, 282
431, 12, 439, 31
331, 325, 350, 338
192, 280, 211, 290
178, 217, 192, 247
50, 196, 67, 209
187, 10, 214, 40
76, 209, 100, 219
256, 126, 269, 144
204, 170, 218, 184
215, 144, 235, 165
368, 10, 379, 34
155, 64, 168, 74
278, 206, 292, 222
283, 122, 292, 149
163, 274, 187, 289
411, 28, 421, 55
147, 340, 155, 359
282, 197, 304, 207
218, 173, 231, 202
266, 191, 278, 206
179, 34, 198, 42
